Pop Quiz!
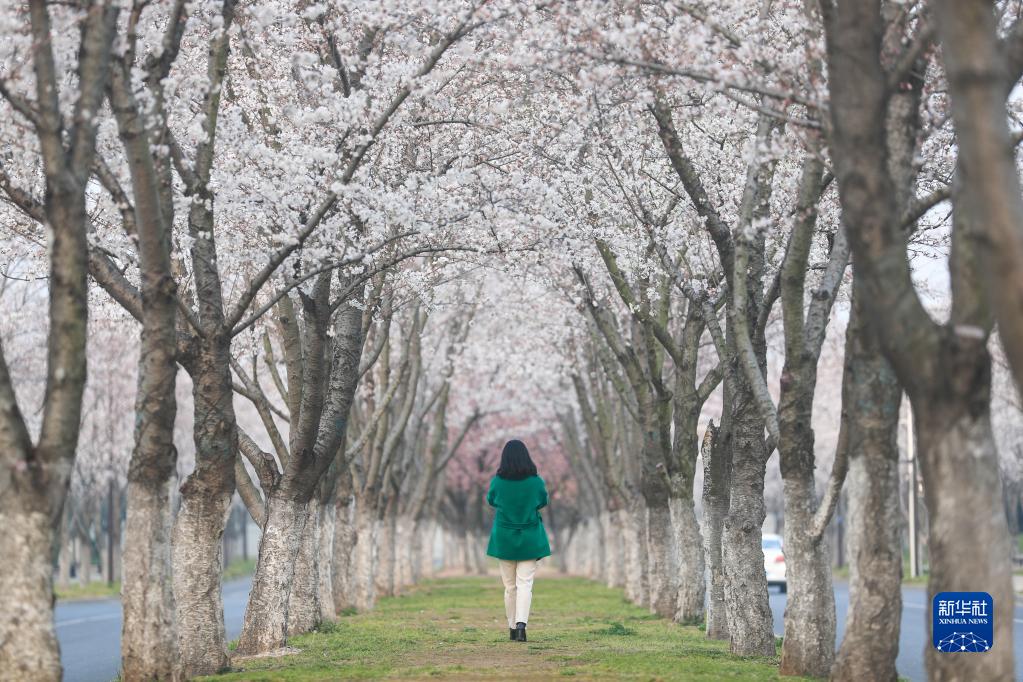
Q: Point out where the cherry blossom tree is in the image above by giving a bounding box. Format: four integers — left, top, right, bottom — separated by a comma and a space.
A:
823, 1, 1018, 679
4, 2, 1023, 680
0, 1, 118, 676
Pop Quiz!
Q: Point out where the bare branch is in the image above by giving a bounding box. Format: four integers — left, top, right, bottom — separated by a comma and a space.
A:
810, 408, 849, 542
235, 455, 266, 529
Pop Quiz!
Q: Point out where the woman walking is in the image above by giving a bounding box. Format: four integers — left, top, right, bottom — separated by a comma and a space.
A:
485, 440, 551, 642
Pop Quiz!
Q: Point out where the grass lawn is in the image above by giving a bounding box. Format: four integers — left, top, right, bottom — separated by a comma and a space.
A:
205, 573, 812, 681
56, 557, 256, 602
224, 557, 258, 581
55, 580, 121, 601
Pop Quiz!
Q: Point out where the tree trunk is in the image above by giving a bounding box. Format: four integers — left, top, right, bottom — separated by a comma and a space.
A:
317, 499, 336, 622
82, 531, 94, 585
121, 479, 178, 681
450, 530, 464, 571
703, 417, 732, 640
106, 31, 183, 676
95, 505, 109, 584
932, 0, 1023, 399
57, 510, 72, 590
352, 498, 379, 611
332, 494, 356, 613
917, 399, 1014, 681
832, 290, 903, 682
0, 510, 62, 681
100, 512, 111, 584
242, 283, 366, 642
478, 531, 488, 573
222, 516, 231, 571
106, 480, 119, 585
418, 519, 436, 578
236, 495, 309, 654
395, 515, 415, 590
778, 468, 835, 677
622, 501, 649, 606
466, 488, 487, 574
582, 518, 594, 579
288, 503, 321, 635
375, 506, 396, 597
645, 501, 677, 618
582, 516, 604, 581
670, 493, 705, 625
460, 526, 473, 573
173, 335, 238, 676
666, 353, 712, 626
121, 326, 178, 681
590, 517, 604, 581
467, 529, 486, 575
825, 7, 1017, 672
572, 518, 587, 578
459, 527, 470, 572
0, 2, 114, 677
172, 488, 232, 676
601, 511, 624, 588
721, 398, 774, 657
778, 378, 836, 676
564, 522, 582, 575
411, 518, 425, 586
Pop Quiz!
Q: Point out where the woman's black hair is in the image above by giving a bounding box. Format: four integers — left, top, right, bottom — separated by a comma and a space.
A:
496, 439, 538, 480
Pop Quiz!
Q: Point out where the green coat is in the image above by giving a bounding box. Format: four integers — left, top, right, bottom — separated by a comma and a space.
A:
485, 475, 552, 561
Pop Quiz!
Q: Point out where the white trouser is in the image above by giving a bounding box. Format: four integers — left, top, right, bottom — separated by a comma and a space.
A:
499, 559, 537, 627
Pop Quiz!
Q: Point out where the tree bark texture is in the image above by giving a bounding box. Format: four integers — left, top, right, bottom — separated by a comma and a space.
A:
917, 386, 1014, 682
721, 394, 775, 657
0, 511, 62, 681
703, 417, 732, 640
236, 496, 309, 654
332, 494, 356, 613
395, 515, 416, 590
375, 507, 397, 597
832, 289, 903, 682
120, 480, 178, 681
621, 503, 649, 607
670, 493, 705, 625
778, 469, 835, 677
317, 500, 337, 622
288, 503, 322, 635
173, 337, 238, 676
418, 519, 438, 578
645, 501, 678, 618
824, 3, 1016, 679
110, 40, 182, 678
601, 511, 625, 588
933, 0, 1023, 398
352, 499, 379, 611
172, 488, 232, 677
0, 3, 117, 678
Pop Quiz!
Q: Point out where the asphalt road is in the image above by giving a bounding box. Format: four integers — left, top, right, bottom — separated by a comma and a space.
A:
57, 578, 1022, 681
57, 577, 253, 682
768, 582, 1023, 682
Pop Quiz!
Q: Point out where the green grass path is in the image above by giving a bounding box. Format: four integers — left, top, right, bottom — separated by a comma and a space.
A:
207, 573, 812, 681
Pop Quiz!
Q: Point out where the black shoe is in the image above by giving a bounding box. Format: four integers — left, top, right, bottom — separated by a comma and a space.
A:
509, 627, 517, 640
515, 622, 527, 642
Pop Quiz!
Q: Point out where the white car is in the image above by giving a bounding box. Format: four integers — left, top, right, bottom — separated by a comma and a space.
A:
763, 533, 787, 593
